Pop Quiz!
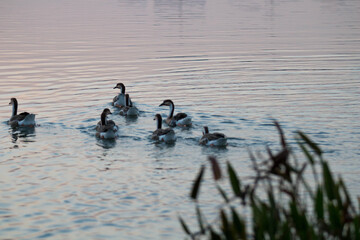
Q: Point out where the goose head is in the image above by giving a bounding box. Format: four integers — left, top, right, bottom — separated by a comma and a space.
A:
9, 98, 19, 116
159, 99, 174, 107
113, 83, 125, 93
100, 108, 112, 125
9, 98, 18, 105
203, 126, 209, 135
154, 113, 162, 121
102, 108, 112, 116
154, 114, 162, 129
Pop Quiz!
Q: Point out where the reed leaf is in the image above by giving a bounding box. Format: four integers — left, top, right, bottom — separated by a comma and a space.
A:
297, 131, 322, 156
280, 222, 291, 240
220, 209, 232, 239
179, 216, 191, 235
274, 121, 286, 148
227, 161, 241, 197
322, 161, 335, 201
354, 216, 360, 240
328, 202, 341, 231
196, 205, 205, 233
298, 141, 314, 165
209, 156, 222, 181
315, 188, 324, 220
217, 185, 229, 203
209, 227, 222, 240
190, 165, 205, 200
231, 207, 247, 240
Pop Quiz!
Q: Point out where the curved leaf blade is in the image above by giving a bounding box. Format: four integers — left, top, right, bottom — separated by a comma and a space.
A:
190, 165, 205, 200
227, 161, 241, 197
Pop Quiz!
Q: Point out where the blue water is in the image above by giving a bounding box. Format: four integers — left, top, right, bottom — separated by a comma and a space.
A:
0, 0, 360, 239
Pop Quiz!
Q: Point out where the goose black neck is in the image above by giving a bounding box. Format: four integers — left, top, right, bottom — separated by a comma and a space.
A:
169, 102, 174, 118
126, 94, 132, 107
121, 85, 125, 94
101, 112, 107, 125
157, 116, 162, 129
12, 99, 18, 116
203, 126, 209, 134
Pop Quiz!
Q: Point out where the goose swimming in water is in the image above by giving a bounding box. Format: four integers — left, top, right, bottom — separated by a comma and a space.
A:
112, 83, 132, 108
119, 94, 139, 117
8, 98, 36, 127
159, 99, 192, 127
152, 114, 176, 142
199, 126, 227, 147
96, 108, 118, 139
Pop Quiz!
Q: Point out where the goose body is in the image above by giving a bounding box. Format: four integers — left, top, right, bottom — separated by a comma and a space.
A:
8, 98, 36, 127
112, 83, 132, 108
159, 99, 192, 127
199, 126, 227, 147
119, 94, 139, 117
152, 114, 176, 142
96, 108, 118, 139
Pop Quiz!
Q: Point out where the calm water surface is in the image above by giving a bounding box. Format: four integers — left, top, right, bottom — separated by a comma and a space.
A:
1, 0, 360, 239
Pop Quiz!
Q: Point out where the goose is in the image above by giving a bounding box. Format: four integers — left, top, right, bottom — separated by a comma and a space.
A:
159, 99, 192, 127
8, 98, 36, 127
199, 126, 227, 147
152, 114, 176, 142
119, 94, 139, 117
112, 83, 132, 107
96, 108, 118, 139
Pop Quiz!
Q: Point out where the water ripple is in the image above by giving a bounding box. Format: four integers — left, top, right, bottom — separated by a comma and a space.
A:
1, 0, 360, 239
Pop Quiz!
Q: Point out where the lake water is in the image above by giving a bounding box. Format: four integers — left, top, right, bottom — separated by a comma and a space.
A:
1, 0, 360, 239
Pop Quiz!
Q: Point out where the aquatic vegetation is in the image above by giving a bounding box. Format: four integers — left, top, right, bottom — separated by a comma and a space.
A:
180, 121, 360, 239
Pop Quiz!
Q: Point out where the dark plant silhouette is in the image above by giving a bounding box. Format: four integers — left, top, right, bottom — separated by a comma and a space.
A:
180, 121, 360, 239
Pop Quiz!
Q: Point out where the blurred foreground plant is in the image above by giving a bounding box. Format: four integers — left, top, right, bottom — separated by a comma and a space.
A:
180, 121, 360, 239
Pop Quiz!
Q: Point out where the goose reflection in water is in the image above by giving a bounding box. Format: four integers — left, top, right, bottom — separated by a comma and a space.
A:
96, 138, 117, 149
10, 126, 36, 144
125, 115, 139, 125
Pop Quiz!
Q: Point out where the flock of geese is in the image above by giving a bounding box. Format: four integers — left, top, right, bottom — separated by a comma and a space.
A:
8, 83, 228, 147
